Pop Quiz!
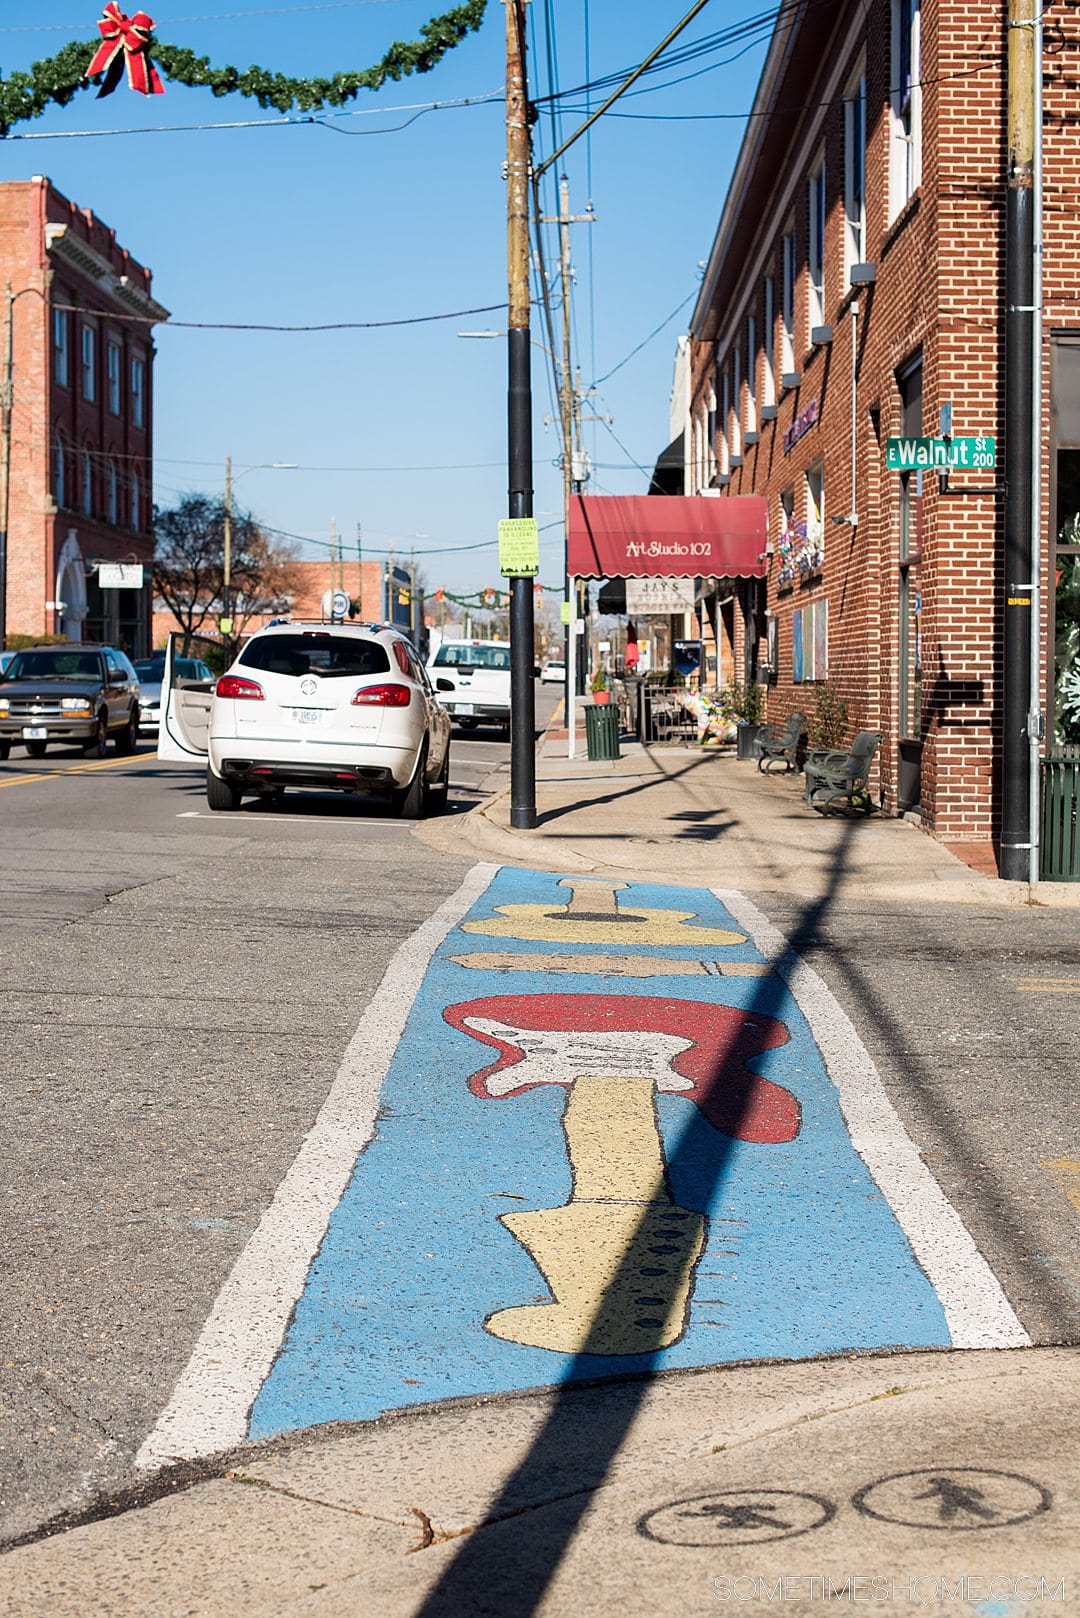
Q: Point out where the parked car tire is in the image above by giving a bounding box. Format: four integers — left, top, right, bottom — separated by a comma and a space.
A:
392, 746, 427, 820
83, 718, 108, 758
206, 768, 243, 812
457, 717, 478, 731
25, 740, 47, 759
114, 707, 139, 755
0, 742, 10, 761
427, 742, 450, 809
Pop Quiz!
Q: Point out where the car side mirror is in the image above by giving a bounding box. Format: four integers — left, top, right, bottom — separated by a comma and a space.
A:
534, 665, 541, 677
108, 667, 124, 682
436, 677, 455, 693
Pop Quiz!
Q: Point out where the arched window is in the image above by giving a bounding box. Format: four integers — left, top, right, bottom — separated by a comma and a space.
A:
82, 444, 93, 515
107, 459, 118, 526
52, 431, 66, 508
131, 468, 140, 531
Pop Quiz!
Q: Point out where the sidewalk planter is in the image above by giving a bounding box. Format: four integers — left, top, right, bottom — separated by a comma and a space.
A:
585, 702, 621, 761
736, 722, 763, 761
897, 739, 923, 812
1040, 750, 1080, 881
592, 690, 611, 705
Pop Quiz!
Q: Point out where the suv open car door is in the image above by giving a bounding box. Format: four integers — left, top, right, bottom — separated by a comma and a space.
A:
157, 634, 212, 762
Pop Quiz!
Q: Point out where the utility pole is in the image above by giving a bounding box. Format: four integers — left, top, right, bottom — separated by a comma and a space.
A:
506, 0, 536, 828
222, 453, 234, 664
0, 283, 14, 651
387, 543, 394, 624
540, 177, 595, 754
329, 516, 337, 610
356, 522, 363, 617
409, 544, 416, 642
1002, 0, 1037, 882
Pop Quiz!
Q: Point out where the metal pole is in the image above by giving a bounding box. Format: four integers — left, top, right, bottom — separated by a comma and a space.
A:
1029, 1, 1044, 887
507, 0, 536, 828
223, 453, 233, 665
0, 283, 13, 651
1002, 0, 1035, 882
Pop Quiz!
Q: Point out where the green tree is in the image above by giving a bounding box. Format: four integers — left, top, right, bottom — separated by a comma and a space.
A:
152, 493, 301, 652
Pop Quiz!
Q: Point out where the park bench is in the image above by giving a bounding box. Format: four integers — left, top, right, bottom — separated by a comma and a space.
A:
804, 730, 881, 815
756, 711, 805, 773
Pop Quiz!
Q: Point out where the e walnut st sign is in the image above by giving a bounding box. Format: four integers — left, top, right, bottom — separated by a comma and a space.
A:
886, 436, 997, 471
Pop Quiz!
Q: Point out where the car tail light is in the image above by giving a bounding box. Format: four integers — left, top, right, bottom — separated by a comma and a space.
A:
216, 674, 265, 700
352, 683, 411, 707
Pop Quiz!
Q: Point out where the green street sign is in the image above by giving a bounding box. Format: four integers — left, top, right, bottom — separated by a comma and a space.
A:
498, 517, 540, 576
887, 435, 996, 471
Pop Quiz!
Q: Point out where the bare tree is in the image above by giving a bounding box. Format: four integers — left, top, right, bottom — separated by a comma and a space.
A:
153, 494, 302, 651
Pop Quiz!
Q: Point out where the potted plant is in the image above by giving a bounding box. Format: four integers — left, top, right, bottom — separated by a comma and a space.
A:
591, 668, 611, 705
726, 678, 766, 759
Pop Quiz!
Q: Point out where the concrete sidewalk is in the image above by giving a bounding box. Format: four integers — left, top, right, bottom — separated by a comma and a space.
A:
5, 1348, 1076, 1614
421, 724, 1080, 907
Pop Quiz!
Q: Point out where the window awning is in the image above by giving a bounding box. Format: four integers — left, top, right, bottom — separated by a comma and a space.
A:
568, 494, 767, 579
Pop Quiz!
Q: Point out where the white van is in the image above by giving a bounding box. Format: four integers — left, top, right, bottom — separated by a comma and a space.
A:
428, 639, 511, 733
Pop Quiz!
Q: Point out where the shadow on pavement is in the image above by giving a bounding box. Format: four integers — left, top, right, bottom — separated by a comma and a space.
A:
413, 821, 860, 1617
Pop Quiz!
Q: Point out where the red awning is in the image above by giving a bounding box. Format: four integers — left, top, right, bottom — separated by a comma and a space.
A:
567, 494, 767, 579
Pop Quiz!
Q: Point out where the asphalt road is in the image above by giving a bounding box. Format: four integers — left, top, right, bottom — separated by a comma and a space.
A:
0, 693, 1076, 1549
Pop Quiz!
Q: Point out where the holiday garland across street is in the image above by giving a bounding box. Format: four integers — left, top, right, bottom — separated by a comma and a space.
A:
0, 0, 489, 136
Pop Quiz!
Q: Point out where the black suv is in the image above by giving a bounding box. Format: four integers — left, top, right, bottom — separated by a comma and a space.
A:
0, 644, 141, 760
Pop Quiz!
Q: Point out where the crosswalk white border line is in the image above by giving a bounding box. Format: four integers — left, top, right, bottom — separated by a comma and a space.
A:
716, 888, 1031, 1350
137, 861, 502, 1469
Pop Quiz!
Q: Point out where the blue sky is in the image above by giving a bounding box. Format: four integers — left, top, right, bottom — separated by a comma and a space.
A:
0, 1, 770, 596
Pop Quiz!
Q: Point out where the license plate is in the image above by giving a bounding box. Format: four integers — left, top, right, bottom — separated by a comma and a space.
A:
455, 703, 475, 716
295, 709, 323, 724
22, 726, 47, 739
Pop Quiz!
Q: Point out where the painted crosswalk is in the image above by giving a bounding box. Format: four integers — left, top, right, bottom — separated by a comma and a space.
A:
140, 865, 1027, 1468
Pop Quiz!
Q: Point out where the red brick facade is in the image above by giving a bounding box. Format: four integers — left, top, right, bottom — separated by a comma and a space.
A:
685, 0, 1066, 847
0, 178, 166, 656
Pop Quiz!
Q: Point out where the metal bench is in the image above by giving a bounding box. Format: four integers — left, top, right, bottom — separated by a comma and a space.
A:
757, 711, 805, 773
804, 731, 881, 815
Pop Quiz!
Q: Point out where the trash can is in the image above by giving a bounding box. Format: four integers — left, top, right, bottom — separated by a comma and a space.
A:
585, 702, 621, 761
1040, 751, 1080, 881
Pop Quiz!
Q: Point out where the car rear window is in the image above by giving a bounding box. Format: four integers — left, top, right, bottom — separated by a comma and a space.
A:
5, 651, 103, 680
433, 644, 510, 671
239, 633, 391, 679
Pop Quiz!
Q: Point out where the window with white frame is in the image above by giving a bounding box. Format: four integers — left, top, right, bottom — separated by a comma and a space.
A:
808, 159, 826, 330
781, 228, 796, 375
806, 462, 825, 543
131, 354, 145, 428
107, 458, 118, 525
82, 445, 92, 514
731, 351, 742, 458
763, 277, 776, 405
131, 468, 141, 530
107, 340, 122, 415
746, 313, 758, 434
844, 68, 867, 273
53, 309, 69, 387
81, 325, 96, 403
720, 369, 731, 475
890, 0, 922, 218
52, 431, 66, 506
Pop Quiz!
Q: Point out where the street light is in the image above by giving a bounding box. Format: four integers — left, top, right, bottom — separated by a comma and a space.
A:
221, 457, 297, 661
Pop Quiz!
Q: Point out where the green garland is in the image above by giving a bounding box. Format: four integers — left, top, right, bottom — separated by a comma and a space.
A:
0, 0, 487, 136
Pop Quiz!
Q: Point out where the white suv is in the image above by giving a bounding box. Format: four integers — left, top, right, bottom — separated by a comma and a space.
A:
428, 639, 511, 733
157, 622, 451, 816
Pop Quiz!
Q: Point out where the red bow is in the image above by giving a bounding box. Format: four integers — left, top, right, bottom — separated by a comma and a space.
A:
85, 4, 164, 98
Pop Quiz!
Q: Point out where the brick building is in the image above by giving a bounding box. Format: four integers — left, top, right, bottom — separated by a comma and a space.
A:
0, 177, 167, 655
678, 0, 1080, 852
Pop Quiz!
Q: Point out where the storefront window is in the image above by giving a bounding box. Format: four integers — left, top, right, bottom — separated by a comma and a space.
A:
1053, 450, 1080, 745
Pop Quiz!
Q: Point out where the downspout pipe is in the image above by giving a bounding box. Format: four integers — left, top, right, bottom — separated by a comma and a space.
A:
1028, 2, 1044, 888
1001, 0, 1036, 883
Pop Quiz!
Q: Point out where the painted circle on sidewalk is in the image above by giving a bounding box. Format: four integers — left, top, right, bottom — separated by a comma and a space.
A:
638, 1487, 836, 1547
852, 1467, 1051, 1531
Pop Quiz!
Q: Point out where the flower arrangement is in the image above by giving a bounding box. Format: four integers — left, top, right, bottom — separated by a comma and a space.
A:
776, 517, 824, 587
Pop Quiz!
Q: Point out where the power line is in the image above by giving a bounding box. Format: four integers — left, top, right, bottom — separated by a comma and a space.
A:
6, 90, 502, 141
53, 300, 506, 332
589, 290, 695, 388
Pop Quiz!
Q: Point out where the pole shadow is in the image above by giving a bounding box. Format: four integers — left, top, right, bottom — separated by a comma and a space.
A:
413, 821, 861, 1616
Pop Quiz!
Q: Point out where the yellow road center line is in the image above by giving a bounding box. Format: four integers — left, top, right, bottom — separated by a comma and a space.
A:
0, 753, 139, 789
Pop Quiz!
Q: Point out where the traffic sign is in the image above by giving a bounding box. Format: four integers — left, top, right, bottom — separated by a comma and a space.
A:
321, 589, 351, 619
887, 436, 996, 471
498, 517, 540, 577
